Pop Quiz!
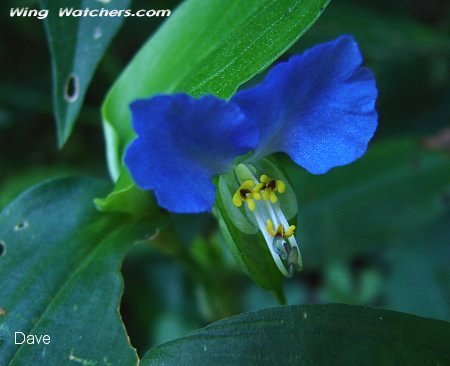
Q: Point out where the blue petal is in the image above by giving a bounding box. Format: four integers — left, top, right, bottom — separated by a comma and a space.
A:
125, 94, 258, 213
232, 35, 378, 174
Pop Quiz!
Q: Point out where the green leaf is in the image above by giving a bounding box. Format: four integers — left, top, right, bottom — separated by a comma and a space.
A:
94, 166, 157, 216
286, 138, 450, 266
0, 166, 76, 210
41, 0, 131, 146
102, 0, 330, 181
141, 304, 450, 365
0, 177, 159, 365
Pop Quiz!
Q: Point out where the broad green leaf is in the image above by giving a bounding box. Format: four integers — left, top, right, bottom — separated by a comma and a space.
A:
41, 0, 131, 146
102, 0, 330, 181
0, 177, 159, 365
286, 138, 450, 267
141, 304, 450, 365
0, 166, 75, 210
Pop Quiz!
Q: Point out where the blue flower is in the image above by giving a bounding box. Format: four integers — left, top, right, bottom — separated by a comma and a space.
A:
125, 36, 378, 276
125, 94, 258, 213
232, 36, 377, 174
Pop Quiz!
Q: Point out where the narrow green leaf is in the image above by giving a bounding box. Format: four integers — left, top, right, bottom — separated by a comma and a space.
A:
41, 0, 131, 146
141, 304, 450, 365
0, 177, 158, 365
102, 0, 330, 180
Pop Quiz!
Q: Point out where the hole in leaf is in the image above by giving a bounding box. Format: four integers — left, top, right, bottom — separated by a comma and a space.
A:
0, 308, 5, 316
14, 221, 29, 231
93, 27, 103, 39
0, 240, 5, 256
64, 73, 79, 103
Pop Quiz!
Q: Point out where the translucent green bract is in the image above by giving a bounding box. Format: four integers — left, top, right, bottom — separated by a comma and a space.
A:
217, 158, 297, 234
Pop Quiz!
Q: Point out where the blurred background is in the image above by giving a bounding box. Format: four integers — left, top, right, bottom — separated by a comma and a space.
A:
1, 0, 449, 356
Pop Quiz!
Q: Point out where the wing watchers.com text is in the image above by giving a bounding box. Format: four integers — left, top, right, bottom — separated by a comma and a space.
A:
10, 7, 171, 20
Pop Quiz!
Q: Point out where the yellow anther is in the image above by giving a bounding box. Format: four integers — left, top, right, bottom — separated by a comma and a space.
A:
232, 180, 261, 211
247, 199, 256, 211
258, 175, 286, 202
254, 182, 265, 192
284, 224, 296, 238
276, 180, 286, 193
266, 219, 296, 238
266, 219, 277, 237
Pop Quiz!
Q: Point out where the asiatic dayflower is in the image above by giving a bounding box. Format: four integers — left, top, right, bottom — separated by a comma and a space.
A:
125, 36, 378, 277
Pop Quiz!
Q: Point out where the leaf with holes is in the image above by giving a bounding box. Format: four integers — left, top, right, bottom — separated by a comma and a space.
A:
141, 304, 450, 365
0, 177, 159, 365
41, 0, 131, 146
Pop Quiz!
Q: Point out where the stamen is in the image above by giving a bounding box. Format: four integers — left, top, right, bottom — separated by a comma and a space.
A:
253, 203, 289, 277
266, 219, 277, 237
258, 175, 287, 203
273, 236, 288, 260
230, 163, 302, 276
265, 218, 296, 240
285, 225, 296, 238
232, 179, 261, 211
